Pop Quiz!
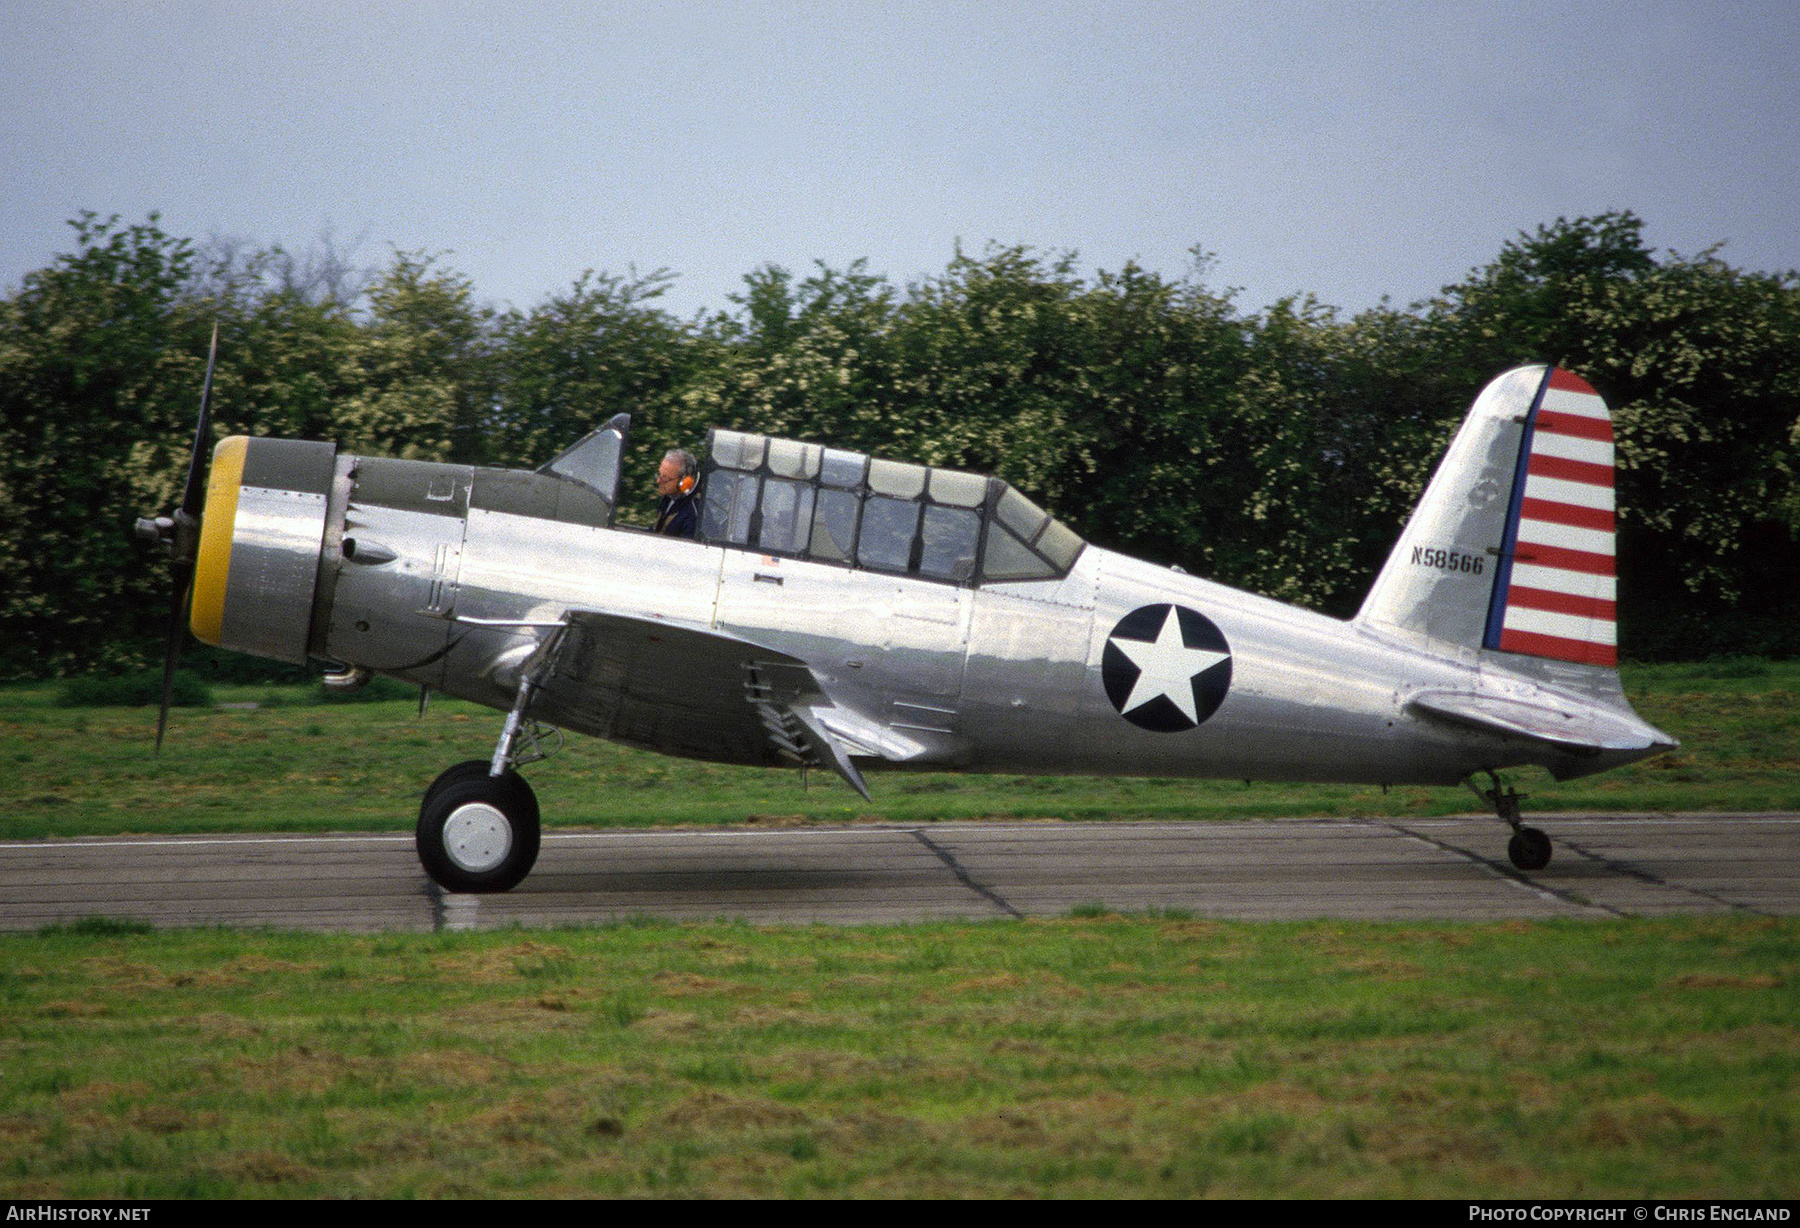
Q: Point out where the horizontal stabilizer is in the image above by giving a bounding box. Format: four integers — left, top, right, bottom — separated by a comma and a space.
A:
1407, 688, 1670, 753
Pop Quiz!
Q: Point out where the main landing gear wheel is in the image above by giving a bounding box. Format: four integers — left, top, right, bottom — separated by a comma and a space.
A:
1508, 826, 1553, 872
421, 759, 497, 812
416, 765, 540, 893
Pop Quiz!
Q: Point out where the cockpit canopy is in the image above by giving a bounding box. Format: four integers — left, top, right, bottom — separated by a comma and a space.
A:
701, 428, 1084, 585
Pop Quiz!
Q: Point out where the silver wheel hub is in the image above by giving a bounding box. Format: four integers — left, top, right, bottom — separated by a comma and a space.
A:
443, 802, 513, 874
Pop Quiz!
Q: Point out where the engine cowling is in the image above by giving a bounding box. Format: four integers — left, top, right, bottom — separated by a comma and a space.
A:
191, 435, 338, 664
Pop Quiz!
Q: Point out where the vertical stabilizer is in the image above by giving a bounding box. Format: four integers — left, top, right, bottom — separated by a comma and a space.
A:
1357, 365, 1619, 668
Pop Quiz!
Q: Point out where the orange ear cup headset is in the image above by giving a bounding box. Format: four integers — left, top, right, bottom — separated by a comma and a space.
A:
679, 473, 696, 495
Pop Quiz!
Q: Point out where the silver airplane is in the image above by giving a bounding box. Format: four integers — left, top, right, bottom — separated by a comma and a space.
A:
138, 357, 1675, 892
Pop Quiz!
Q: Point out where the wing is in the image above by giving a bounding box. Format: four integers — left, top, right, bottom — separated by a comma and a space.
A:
519, 610, 882, 799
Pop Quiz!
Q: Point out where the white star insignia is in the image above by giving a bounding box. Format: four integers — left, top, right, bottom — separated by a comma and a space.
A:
1111, 606, 1230, 723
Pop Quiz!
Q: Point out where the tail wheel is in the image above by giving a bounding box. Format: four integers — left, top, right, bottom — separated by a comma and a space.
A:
417, 768, 540, 893
1508, 826, 1553, 872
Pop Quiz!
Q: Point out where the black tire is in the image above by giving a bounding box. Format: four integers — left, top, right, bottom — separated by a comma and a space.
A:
417, 769, 541, 893
1507, 826, 1553, 872
421, 759, 498, 816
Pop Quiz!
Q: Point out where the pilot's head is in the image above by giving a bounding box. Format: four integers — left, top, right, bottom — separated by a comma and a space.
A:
656, 448, 697, 498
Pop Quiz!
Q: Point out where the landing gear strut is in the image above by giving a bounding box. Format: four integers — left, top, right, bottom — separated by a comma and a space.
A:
416, 665, 560, 894
1467, 770, 1553, 871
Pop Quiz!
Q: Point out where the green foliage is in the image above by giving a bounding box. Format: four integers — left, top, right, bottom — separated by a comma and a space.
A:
335, 251, 496, 461
0, 213, 208, 678
2, 210, 1795, 679
673, 258, 909, 510
493, 267, 694, 521
896, 248, 1248, 572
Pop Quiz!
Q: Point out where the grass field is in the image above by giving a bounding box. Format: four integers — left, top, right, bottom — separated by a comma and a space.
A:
0, 659, 1794, 1198
2, 659, 1796, 839
1, 915, 1794, 1198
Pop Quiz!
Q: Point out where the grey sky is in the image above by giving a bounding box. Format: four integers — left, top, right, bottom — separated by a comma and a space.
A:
4, 0, 1796, 320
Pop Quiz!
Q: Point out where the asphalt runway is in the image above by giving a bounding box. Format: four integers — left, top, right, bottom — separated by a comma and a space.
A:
4, 813, 1796, 933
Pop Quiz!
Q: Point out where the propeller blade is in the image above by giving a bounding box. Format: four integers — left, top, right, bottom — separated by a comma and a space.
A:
154, 562, 193, 754
154, 320, 220, 753
179, 321, 219, 519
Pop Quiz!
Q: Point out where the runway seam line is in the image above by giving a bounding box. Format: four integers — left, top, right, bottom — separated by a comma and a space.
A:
1376, 821, 1622, 917
909, 829, 1022, 918
1559, 838, 1770, 917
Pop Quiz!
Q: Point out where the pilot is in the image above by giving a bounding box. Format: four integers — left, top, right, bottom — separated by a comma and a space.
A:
653, 448, 700, 538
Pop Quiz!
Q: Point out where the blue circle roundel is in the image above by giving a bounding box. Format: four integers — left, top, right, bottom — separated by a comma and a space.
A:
1101, 604, 1232, 732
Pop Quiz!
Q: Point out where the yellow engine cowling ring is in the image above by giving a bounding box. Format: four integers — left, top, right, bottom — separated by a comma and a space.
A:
192, 435, 338, 665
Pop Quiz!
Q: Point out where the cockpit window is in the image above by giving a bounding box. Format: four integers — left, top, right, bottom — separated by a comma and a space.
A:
857, 496, 920, 572
981, 520, 1059, 582
810, 487, 858, 562
1035, 518, 1083, 570
767, 437, 821, 481
710, 428, 766, 472
701, 469, 756, 545
755, 478, 815, 555
995, 486, 1049, 542
868, 458, 926, 499
919, 504, 981, 581
820, 448, 865, 488
699, 428, 1083, 585
928, 467, 987, 508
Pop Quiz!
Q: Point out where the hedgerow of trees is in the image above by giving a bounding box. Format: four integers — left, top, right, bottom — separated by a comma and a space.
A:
1, 210, 1794, 679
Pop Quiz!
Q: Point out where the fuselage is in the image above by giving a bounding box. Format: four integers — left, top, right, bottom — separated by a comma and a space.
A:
294, 451, 1655, 790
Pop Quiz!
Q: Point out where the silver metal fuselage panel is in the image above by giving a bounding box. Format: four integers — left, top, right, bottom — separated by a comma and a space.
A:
223, 485, 330, 664
321, 457, 470, 686
302, 454, 1648, 787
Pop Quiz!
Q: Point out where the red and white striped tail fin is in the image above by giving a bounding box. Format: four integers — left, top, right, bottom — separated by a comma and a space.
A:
1486, 368, 1617, 666
1357, 364, 1627, 677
